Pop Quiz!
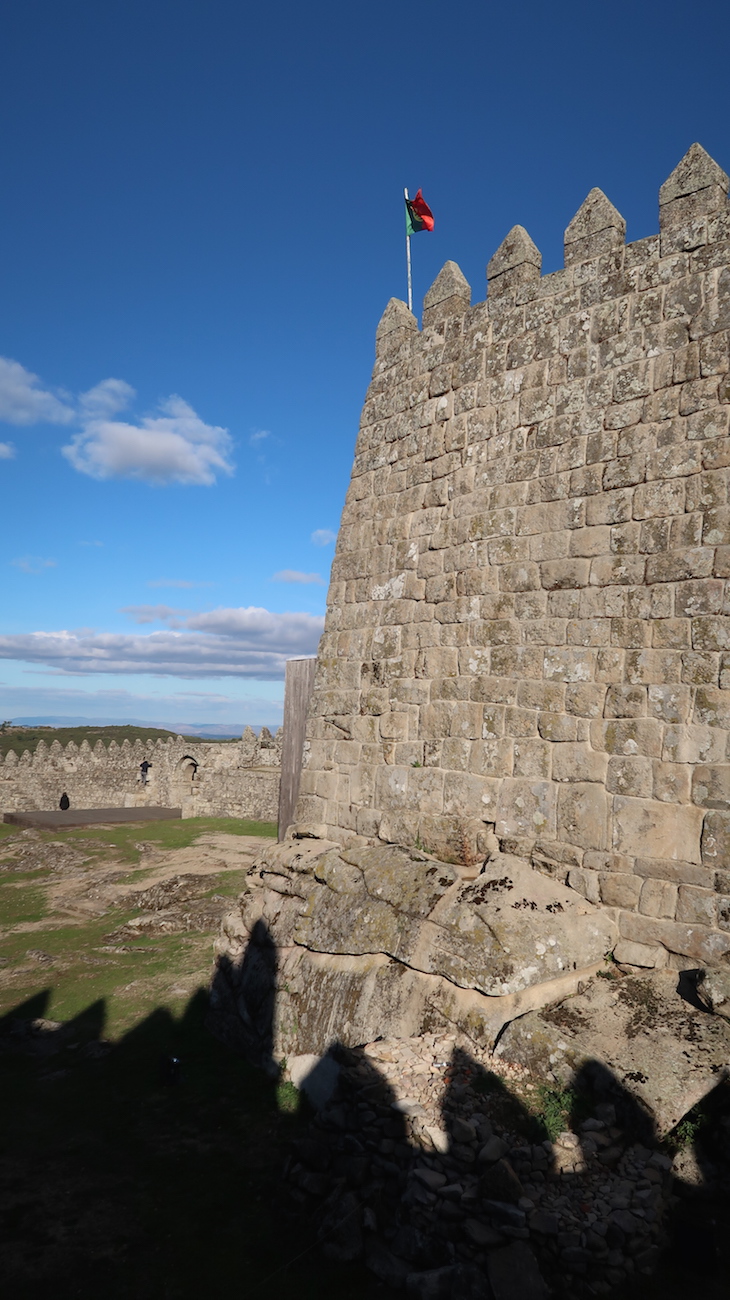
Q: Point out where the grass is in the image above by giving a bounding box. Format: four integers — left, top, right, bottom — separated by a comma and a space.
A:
34, 815, 277, 867
0, 813, 390, 1298
535, 1084, 577, 1141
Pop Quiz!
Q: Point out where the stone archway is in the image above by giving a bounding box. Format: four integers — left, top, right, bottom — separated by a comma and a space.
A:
172, 754, 199, 805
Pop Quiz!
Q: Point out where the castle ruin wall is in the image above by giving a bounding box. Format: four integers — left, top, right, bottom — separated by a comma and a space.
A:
0, 727, 282, 822
294, 144, 730, 971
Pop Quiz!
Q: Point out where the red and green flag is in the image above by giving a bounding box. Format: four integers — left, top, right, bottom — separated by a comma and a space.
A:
405, 188, 434, 235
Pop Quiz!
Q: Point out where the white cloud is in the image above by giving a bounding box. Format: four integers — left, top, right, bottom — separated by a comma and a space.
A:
0, 606, 324, 679
0, 356, 234, 487
311, 529, 337, 547
11, 556, 57, 575
272, 569, 325, 585
121, 604, 188, 625
0, 357, 74, 426
249, 429, 271, 445
63, 392, 234, 486
78, 378, 135, 418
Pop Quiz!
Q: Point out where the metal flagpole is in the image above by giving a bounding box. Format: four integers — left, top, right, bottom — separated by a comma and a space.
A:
404, 187, 413, 313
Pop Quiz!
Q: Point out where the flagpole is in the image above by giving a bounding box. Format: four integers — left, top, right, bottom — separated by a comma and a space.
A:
404, 187, 413, 313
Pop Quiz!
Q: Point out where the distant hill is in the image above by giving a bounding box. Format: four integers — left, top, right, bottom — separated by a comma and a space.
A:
0, 722, 275, 760
7, 715, 279, 737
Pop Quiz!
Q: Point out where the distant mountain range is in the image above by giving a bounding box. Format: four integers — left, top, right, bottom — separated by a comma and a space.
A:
8, 715, 280, 738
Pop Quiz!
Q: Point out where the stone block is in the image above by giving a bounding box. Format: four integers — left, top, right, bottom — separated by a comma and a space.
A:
537, 712, 578, 741
379, 712, 410, 741
422, 261, 471, 329
552, 743, 607, 783
540, 558, 590, 590
487, 225, 541, 295
566, 866, 600, 904
701, 809, 730, 865
676, 884, 717, 926
694, 685, 730, 726
599, 872, 642, 909
613, 939, 665, 967
634, 856, 712, 887
638, 878, 678, 919
612, 796, 704, 863
496, 779, 557, 841
653, 760, 691, 804
557, 782, 609, 849
595, 719, 662, 757
619, 910, 730, 965
647, 684, 691, 723
663, 722, 726, 763
443, 770, 499, 820
607, 756, 653, 797
692, 764, 730, 809
513, 739, 552, 778
604, 685, 647, 718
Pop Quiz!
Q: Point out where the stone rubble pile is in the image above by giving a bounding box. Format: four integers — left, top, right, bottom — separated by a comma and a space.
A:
284, 1032, 682, 1299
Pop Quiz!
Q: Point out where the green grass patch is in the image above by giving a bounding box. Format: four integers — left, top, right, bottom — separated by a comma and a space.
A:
0, 879, 48, 926
534, 1084, 577, 1141
57, 815, 276, 864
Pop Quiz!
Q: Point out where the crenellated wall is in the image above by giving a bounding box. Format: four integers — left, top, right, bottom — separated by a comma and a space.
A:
295, 143, 730, 970
0, 726, 282, 822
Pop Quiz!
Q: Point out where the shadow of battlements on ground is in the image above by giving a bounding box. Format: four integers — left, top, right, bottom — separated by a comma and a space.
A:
208, 919, 730, 1300
1, 923, 729, 1300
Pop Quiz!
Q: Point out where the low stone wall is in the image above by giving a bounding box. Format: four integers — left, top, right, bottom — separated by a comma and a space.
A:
0, 726, 282, 822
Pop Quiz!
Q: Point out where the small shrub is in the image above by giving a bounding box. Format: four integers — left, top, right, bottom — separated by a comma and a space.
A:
275, 1080, 300, 1114
536, 1085, 576, 1141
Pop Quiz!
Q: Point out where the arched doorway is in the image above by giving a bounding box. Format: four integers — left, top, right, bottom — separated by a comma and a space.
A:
172, 755, 199, 805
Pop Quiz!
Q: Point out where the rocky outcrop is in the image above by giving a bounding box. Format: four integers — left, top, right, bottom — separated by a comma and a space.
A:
495, 969, 730, 1135
211, 838, 617, 1063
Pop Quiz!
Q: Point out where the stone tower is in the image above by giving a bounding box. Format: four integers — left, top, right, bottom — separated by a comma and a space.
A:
294, 144, 730, 971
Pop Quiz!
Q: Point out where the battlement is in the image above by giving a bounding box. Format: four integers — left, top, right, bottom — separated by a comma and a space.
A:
296, 143, 730, 971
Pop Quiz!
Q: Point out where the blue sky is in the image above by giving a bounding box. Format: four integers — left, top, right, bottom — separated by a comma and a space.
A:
1, 0, 728, 729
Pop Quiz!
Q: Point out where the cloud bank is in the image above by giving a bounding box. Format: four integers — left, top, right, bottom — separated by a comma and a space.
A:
0, 606, 324, 679
0, 684, 283, 727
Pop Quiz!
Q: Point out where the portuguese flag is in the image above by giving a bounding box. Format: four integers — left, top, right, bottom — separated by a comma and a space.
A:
405, 189, 434, 235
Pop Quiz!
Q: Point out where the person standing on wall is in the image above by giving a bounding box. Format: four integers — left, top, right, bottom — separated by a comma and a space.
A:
139, 760, 151, 786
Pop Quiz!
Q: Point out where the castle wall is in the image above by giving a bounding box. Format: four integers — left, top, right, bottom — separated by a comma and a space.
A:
295, 144, 730, 970
0, 727, 282, 822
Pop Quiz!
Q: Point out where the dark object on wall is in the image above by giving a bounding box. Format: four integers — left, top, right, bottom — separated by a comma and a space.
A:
278, 657, 316, 841
59, 793, 70, 811
139, 759, 152, 785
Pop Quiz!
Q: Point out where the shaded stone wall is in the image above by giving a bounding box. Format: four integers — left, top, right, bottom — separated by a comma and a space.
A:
0, 727, 282, 822
295, 144, 730, 969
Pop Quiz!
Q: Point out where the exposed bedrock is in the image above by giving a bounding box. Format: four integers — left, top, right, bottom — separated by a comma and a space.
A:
210, 839, 617, 1064
495, 968, 730, 1135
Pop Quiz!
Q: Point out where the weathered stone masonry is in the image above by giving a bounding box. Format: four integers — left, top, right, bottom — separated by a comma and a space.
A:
1, 727, 282, 821
295, 144, 730, 971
